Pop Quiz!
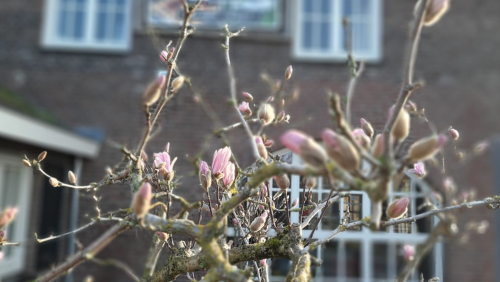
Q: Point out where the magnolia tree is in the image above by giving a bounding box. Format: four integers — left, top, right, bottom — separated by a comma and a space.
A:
0, 0, 496, 281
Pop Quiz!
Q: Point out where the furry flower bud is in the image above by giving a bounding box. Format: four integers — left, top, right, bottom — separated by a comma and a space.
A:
403, 245, 415, 261
276, 110, 285, 122
408, 134, 448, 161
360, 118, 374, 139
68, 171, 77, 184
155, 231, 169, 241
199, 161, 212, 192
132, 183, 152, 219
38, 151, 47, 162
255, 137, 268, 160
260, 259, 267, 267
258, 104, 275, 125
389, 105, 410, 143
159, 50, 169, 62
352, 128, 371, 150
49, 177, 59, 187
407, 162, 426, 178
291, 198, 299, 208
285, 65, 293, 80
171, 76, 185, 92
386, 197, 409, 220
264, 139, 274, 147
371, 134, 385, 159
322, 129, 360, 172
415, 0, 450, 27
250, 211, 268, 232
22, 159, 31, 167
281, 130, 327, 169
273, 174, 290, 191
242, 92, 253, 102
143, 75, 165, 107
305, 177, 317, 189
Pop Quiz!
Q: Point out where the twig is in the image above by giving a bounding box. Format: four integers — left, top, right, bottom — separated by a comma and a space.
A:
37, 223, 130, 282
223, 24, 262, 162
382, 0, 429, 162
345, 61, 365, 125
35, 217, 124, 243
300, 194, 341, 229
213, 119, 260, 137
90, 257, 140, 282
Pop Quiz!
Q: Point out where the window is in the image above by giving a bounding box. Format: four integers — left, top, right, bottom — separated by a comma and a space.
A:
265, 151, 443, 282
148, 0, 282, 31
41, 0, 132, 52
0, 154, 33, 278
293, 0, 382, 62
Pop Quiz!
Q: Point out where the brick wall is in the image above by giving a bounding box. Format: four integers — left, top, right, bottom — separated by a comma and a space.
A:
0, 0, 499, 281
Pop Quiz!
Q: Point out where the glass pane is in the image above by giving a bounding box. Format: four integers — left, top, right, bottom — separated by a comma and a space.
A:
353, 22, 369, 52
113, 12, 125, 40
320, 0, 330, 15
372, 243, 388, 279
345, 242, 361, 277
322, 241, 338, 277
303, 0, 313, 14
96, 11, 107, 40
322, 192, 340, 230
74, 9, 86, 39
57, 4, 68, 37
270, 258, 290, 276
416, 197, 432, 233
302, 20, 313, 49
320, 22, 330, 50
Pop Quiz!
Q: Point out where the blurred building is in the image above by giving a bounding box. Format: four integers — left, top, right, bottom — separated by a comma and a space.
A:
0, 0, 499, 281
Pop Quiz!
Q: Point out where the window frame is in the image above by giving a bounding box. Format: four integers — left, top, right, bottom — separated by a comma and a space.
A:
292, 0, 383, 62
265, 150, 443, 282
41, 0, 133, 53
0, 153, 34, 278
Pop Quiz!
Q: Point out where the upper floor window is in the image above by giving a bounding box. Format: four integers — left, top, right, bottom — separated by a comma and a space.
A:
148, 0, 282, 31
293, 0, 382, 62
41, 0, 132, 52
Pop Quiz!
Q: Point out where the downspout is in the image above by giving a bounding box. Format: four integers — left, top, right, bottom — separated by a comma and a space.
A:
64, 157, 83, 282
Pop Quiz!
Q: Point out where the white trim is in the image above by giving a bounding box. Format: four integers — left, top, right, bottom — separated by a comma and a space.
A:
0, 105, 100, 158
292, 0, 383, 63
41, 0, 132, 53
0, 153, 34, 278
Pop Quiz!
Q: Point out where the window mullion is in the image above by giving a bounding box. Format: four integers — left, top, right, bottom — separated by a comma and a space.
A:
87, 0, 97, 44
333, 0, 342, 56
362, 238, 371, 282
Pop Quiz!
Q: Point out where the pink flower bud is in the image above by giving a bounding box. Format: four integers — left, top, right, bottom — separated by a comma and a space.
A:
159, 50, 169, 62
291, 198, 299, 208
242, 92, 253, 102
0, 207, 18, 229
403, 245, 415, 261
250, 212, 268, 232
165, 143, 170, 153
443, 177, 456, 193
212, 147, 232, 179
260, 184, 268, 197
232, 218, 239, 225
141, 151, 149, 162
273, 174, 290, 191
68, 171, 77, 184
448, 128, 459, 140
258, 103, 275, 125
405, 100, 417, 112
222, 162, 235, 188
255, 137, 268, 160
352, 128, 371, 150
238, 102, 252, 116
199, 161, 212, 192
260, 259, 267, 267
285, 65, 293, 80
386, 197, 409, 220
264, 139, 274, 148
360, 118, 374, 139
322, 129, 360, 172
407, 162, 426, 178
132, 183, 152, 219
259, 204, 264, 211
305, 177, 317, 189
0, 252, 3, 261
276, 110, 285, 122
155, 231, 169, 241
408, 134, 448, 161
281, 130, 327, 169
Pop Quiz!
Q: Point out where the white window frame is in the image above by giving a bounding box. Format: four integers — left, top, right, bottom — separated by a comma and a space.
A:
292, 0, 383, 62
41, 0, 133, 52
0, 153, 34, 278
265, 150, 443, 282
